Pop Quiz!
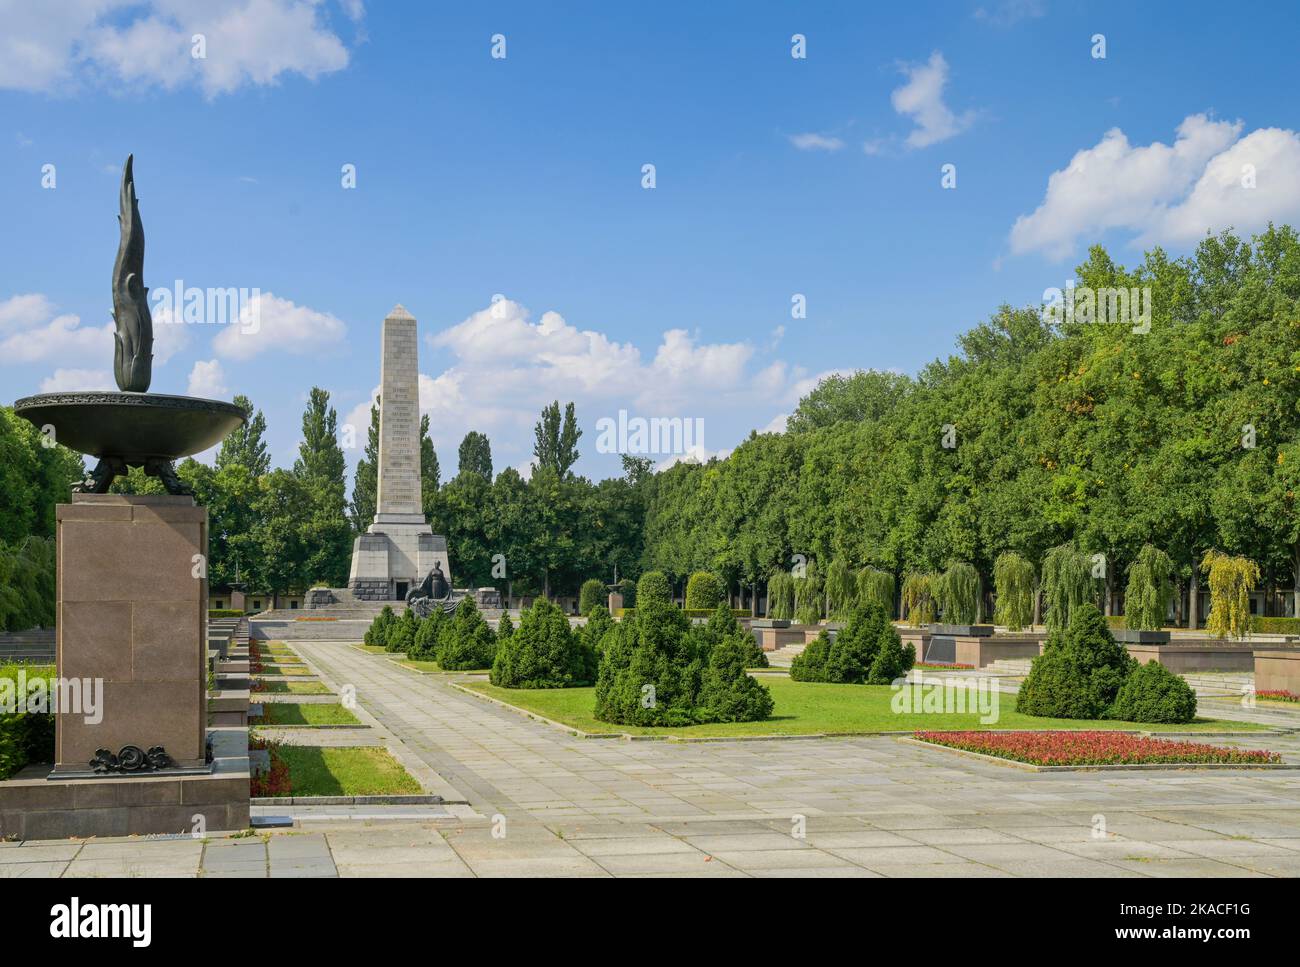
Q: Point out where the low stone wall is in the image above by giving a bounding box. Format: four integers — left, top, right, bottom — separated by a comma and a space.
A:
897, 626, 931, 660
252, 618, 372, 641
955, 633, 1044, 668
1255, 648, 1300, 693
1125, 639, 1255, 673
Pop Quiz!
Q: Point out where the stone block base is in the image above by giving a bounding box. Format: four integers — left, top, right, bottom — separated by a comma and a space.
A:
1125, 640, 1256, 673
1255, 648, 1300, 693
955, 633, 1044, 668
304, 588, 335, 608
752, 627, 807, 651
0, 761, 249, 840
348, 578, 392, 601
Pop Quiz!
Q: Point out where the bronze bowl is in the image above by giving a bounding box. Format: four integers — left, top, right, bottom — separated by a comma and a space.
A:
13, 391, 246, 493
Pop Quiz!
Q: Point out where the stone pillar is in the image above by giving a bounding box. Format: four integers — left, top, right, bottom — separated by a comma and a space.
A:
349, 304, 450, 598
55, 494, 207, 771
376, 304, 423, 521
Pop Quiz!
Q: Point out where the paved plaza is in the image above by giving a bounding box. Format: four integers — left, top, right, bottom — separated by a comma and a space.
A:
3, 640, 1299, 878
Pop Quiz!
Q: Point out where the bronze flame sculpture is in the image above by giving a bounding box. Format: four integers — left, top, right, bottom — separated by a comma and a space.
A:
111, 154, 153, 392
13, 155, 245, 494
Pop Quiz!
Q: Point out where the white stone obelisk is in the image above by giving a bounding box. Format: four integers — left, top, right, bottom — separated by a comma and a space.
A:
347, 305, 450, 600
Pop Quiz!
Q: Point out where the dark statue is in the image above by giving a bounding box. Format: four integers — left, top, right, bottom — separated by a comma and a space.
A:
407, 561, 456, 617
112, 154, 154, 393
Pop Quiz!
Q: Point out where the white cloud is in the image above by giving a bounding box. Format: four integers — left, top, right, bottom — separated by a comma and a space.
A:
655, 445, 735, 472
890, 51, 975, 149
789, 133, 844, 152
187, 358, 228, 398
39, 368, 114, 392
212, 291, 347, 360
1006, 114, 1300, 259
401, 298, 808, 470
0, 293, 56, 331
0, 0, 359, 98
1145, 126, 1300, 247
0, 311, 111, 363
150, 307, 190, 364
0, 294, 187, 365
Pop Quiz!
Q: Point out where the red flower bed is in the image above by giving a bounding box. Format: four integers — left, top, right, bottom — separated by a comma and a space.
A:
1257, 690, 1300, 703
915, 661, 974, 670
249, 739, 291, 797
915, 730, 1282, 766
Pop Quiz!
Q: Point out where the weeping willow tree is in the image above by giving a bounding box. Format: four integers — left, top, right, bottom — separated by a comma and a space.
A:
766, 571, 795, 620
1201, 550, 1260, 640
938, 561, 981, 624
793, 560, 823, 624
901, 571, 939, 627
1041, 543, 1094, 632
856, 566, 896, 617
993, 551, 1035, 631
0, 537, 56, 631
1124, 544, 1175, 631
825, 556, 856, 619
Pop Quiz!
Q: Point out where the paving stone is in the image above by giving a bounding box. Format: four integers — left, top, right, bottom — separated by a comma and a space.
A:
591, 851, 741, 875
0, 844, 82, 863
0, 862, 69, 877
710, 848, 858, 871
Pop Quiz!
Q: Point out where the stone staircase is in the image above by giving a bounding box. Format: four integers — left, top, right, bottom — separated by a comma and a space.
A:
765, 641, 806, 667
984, 658, 1033, 676
0, 629, 55, 663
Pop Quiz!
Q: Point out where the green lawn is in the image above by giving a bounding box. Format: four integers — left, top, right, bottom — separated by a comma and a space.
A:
260, 664, 311, 675
255, 680, 331, 695
271, 746, 421, 796
460, 678, 1266, 738
354, 644, 389, 655
253, 702, 361, 726
0, 663, 54, 680
397, 659, 490, 674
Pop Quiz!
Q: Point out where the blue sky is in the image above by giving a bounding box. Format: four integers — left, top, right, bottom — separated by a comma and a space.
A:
4, 0, 1299, 485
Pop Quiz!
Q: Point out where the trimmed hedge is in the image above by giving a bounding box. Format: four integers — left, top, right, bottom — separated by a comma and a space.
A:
410, 608, 448, 659
790, 605, 914, 684
208, 609, 244, 619
385, 608, 418, 654
491, 598, 593, 688
1251, 616, 1300, 635
637, 570, 672, 607
1018, 603, 1196, 724
580, 605, 614, 661
1018, 605, 1134, 720
594, 600, 773, 726
364, 605, 396, 646
437, 598, 497, 670
684, 571, 724, 611
612, 607, 752, 619
578, 579, 606, 616
1110, 660, 1198, 724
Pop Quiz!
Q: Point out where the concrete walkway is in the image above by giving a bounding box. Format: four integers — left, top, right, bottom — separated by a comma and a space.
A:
8, 639, 1300, 877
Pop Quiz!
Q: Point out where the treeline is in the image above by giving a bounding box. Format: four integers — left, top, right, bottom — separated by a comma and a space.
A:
4, 228, 1297, 620
0, 409, 83, 631
637, 228, 1300, 625
149, 394, 645, 599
